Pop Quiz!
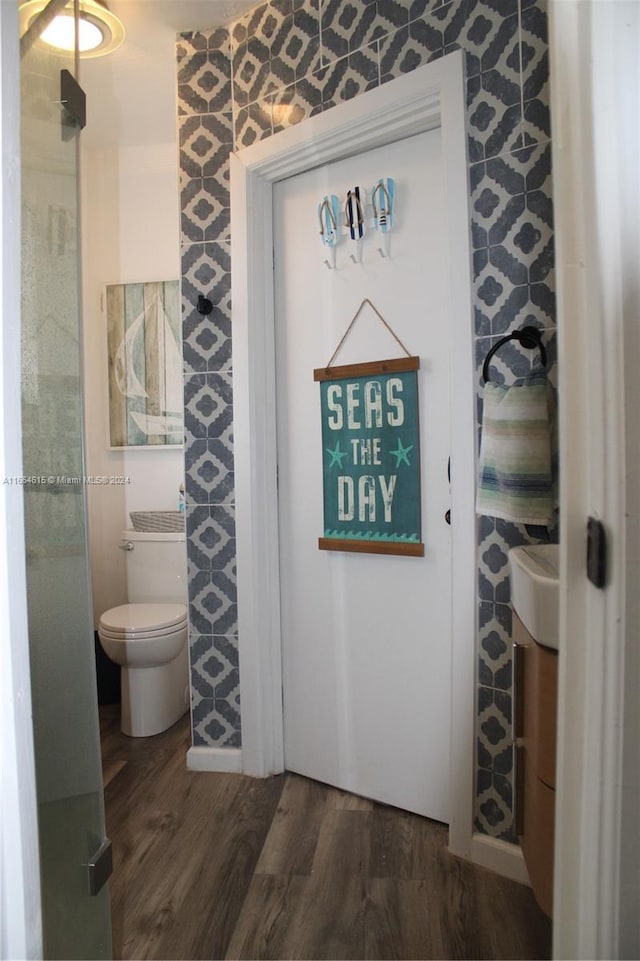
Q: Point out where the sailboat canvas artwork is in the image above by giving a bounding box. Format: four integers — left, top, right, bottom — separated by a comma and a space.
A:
106, 280, 183, 447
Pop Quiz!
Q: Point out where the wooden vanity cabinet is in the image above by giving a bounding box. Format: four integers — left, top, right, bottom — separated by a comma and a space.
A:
514, 612, 558, 918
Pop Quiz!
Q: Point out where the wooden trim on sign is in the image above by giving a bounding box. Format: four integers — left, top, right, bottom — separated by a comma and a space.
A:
318, 537, 425, 556
313, 356, 420, 382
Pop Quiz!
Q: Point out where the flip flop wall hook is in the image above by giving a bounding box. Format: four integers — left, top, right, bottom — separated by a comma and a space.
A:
372, 177, 395, 257
345, 187, 365, 263
318, 194, 339, 268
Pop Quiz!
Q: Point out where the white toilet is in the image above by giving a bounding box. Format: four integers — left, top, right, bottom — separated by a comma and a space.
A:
98, 530, 189, 737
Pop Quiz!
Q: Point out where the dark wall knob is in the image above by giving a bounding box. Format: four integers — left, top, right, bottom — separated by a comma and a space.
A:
197, 295, 213, 315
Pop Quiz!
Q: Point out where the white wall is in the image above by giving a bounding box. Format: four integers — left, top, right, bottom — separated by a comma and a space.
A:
81, 141, 183, 625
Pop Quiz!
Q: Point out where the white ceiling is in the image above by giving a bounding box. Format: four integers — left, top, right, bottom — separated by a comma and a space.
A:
79, 0, 256, 148
109, 0, 256, 34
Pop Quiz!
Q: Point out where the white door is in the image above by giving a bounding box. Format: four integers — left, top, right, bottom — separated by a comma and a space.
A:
273, 131, 451, 821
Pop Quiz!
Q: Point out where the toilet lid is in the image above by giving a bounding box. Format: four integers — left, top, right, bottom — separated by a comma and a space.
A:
99, 603, 187, 635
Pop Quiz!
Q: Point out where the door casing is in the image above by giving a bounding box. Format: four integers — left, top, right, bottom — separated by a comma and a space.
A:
230, 53, 506, 869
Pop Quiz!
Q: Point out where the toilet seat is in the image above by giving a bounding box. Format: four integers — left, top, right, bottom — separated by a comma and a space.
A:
99, 602, 187, 639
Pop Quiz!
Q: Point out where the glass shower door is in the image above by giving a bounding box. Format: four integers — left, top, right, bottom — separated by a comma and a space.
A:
20, 5, 112, 958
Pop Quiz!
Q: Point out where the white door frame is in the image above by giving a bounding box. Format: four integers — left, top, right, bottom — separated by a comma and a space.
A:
231, 53, 477, 860
550, 1, 640, 956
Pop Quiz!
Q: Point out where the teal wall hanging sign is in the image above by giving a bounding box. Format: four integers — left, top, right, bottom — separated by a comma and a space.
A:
315, 356, 424, 556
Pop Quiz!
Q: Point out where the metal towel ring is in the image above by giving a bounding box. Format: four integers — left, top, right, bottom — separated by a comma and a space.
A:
482, 326, 547, 383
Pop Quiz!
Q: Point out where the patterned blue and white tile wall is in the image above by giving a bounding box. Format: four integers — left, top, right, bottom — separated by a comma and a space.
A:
176, 0, 556, 839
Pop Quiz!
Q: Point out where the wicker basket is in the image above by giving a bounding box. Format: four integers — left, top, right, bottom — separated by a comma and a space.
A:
129, 510, 185, 533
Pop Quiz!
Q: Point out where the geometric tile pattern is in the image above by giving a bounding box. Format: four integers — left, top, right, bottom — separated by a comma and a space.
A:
176, 0, 557, 837
177, 29, 232, 115
476, 685, 514, 839
190, 631, 241, 749
471, 143, 555, 338
179, 113, 233, 178
177, 27, 239, 752
232, 0, 322, 108
181, 245, 232, 373
520, 1, 551, 145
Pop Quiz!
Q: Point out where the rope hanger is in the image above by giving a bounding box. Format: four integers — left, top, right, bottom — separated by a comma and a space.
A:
325, 298, 413, 370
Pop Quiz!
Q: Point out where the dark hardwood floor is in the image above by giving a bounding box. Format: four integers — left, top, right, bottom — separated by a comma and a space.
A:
100, 705, 552, 961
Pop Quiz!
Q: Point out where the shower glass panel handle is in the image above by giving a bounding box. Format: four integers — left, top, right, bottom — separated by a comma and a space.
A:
20, 6, 112, 958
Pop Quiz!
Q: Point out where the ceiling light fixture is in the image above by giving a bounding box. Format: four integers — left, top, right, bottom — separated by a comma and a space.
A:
19, 0, 125, 58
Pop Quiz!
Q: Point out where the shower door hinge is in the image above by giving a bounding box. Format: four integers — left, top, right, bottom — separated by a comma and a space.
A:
86, 838, 113, 896
60, 69, 86, 139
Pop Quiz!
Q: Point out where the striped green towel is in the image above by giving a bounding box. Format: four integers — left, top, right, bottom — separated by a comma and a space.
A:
476, 372, 556, 524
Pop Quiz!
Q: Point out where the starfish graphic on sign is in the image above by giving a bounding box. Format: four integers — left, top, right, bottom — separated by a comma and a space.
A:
389, 439, 414, 467
326, 441, 347, 468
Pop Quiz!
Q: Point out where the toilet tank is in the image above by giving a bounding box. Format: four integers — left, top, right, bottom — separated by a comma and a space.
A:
122, 530, 187, 604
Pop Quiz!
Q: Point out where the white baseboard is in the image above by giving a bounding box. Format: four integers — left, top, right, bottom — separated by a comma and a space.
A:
469, 834, 531, 886
186, 746, 243, 773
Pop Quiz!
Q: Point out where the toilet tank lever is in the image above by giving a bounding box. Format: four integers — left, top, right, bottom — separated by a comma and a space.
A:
119, 540, 134, 551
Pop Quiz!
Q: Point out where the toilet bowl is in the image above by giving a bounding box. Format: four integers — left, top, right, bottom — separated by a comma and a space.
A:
99, 602, 189, 737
